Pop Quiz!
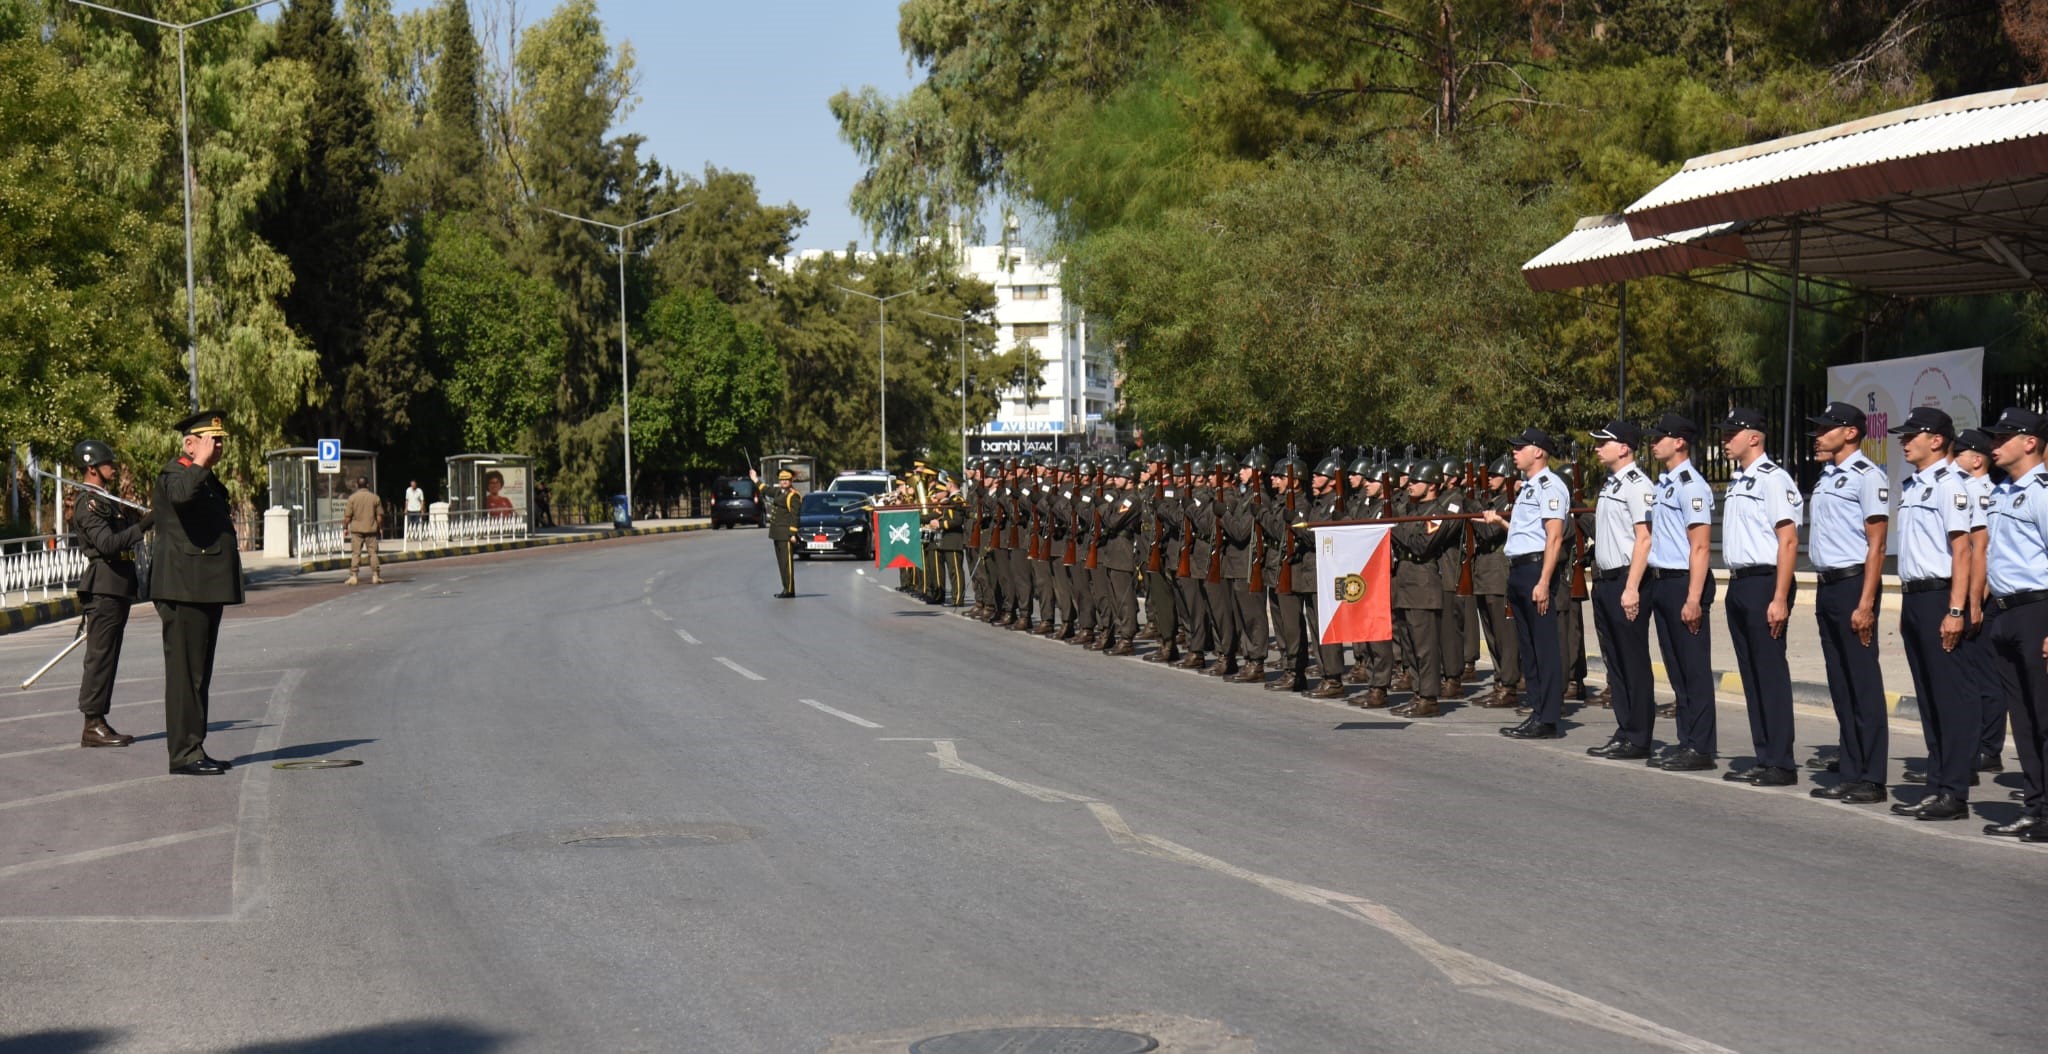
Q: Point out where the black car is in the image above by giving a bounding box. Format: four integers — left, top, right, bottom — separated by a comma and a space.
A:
795, 490, 873, 559
709, 476, 763, 528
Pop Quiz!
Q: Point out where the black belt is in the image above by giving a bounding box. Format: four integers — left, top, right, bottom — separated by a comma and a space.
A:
1902, 577, 1952, 594
1817, 566, 1864, 584
1509, 553, 1544, 567
1646, 567, 1689, 580
1593, 567, 1626, 582
1730, 565, 1775, 579
1989, 589, 2048, 612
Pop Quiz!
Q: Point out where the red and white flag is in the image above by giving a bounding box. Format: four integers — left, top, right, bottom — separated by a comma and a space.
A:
1312, 523, 1395, 644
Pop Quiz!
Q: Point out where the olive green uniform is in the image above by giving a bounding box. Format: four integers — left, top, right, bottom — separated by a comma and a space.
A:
766, 480, 800, 596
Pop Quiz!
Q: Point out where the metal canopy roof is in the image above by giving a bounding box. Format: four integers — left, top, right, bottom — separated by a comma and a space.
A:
1523, 85, 2048, 296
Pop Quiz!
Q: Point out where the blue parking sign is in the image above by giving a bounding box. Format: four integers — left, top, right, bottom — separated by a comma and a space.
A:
317, 438, 341, 474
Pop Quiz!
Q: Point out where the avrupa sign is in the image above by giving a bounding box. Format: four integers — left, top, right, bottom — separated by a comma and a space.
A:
1827, 347, 1982, 553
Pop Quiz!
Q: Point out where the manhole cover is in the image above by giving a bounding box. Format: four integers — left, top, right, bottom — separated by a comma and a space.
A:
909, 1028, 1158, 1054
488, 822, 755, 850
272, 758, 363, 770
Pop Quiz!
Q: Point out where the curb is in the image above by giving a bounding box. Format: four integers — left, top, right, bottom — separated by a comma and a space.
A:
298, 521, 709, 573
1, 522, 711, 636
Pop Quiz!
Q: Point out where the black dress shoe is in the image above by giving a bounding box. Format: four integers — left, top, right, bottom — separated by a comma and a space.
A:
1806, 757, 1840, 773
2014, 789, 2029, 802
1974, 752, 2005, 772
1500, 722, 1557, 740
1604, 743, 1653, 761
1889, 798, 1925, 816
2021, 825, 2048, 843
1586, 740, 1624, 758
1660, 748, 1716, 772
1810, 782, 1850, 800
1984, 815, 2044, 837
1722, 767, 1760, 782
1750, 767, 1797, 787
169, 758, 229, 776
1897, 769, 1927, 785
1838, 781, 1887, 804
1913, 795, 1969, 821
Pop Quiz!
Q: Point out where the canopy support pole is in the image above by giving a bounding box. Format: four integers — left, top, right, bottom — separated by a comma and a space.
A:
1616, 282, 1629, 416
1782, 220, 1801, 461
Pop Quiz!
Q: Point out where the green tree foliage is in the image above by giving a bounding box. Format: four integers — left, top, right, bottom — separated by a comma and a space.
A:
416, 212, 563, 454
632, 289, 782, 479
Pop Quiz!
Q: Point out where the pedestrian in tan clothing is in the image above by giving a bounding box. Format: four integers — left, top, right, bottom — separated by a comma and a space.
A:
345, 476, 384, 585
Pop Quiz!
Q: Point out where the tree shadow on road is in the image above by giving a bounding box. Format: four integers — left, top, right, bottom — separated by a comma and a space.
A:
230, 738, 377, 765
226, 1020, 511, 1053
0, 1030, 117, 1054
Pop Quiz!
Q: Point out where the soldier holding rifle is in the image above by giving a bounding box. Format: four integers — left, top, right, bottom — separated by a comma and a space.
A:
70, 440, 153, 748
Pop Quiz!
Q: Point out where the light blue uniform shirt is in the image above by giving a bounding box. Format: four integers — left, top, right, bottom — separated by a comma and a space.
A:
1894, 459, 1972, 583
1649, 459, 1713, 571
1593, 462, 1655, 572
1505, 467, 1567, 557
1809, 450, 1889, 570
1986, 464, 2048, 596
1722, 455, 1802, 569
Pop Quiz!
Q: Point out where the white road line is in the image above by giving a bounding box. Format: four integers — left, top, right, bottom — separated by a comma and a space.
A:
363, 604, 385, 616
674, 628, 699, 645
714, 656, 764, 681
0, 743, 80, 761
0, 686, 268, 725
653, 610, 673, 621
446, 574, 470, 583
0, 774, 177, 812
913, 740, 1740, 1054
642, 596, 654, 606
0, 826, 235, 881
799, 699, 882, 729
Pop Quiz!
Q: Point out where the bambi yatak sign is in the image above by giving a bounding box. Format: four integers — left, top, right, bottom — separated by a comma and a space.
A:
1828, 347, 1982, 553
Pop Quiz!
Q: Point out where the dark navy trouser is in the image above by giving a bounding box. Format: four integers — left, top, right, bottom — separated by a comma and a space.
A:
1814, 573, 1888, 786
1725, 573, 1796, 771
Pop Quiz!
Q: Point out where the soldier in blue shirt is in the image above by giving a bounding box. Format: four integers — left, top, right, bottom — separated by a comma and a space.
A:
1644, 412, 1718, 771
1584, 420, 1658, 760
1714, 408, 1803, 786
1804, 401, 1891, 805
1885, 407, 1977, 820
1484, 427, 1568, 739
1950, 429, 2007, 775
1979, 406, 2048, 841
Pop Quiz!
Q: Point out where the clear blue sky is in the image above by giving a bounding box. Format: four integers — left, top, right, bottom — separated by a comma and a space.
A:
396, 0, 917, 252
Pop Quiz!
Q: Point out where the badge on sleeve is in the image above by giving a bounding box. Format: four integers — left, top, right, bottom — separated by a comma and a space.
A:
1788, 490, 1802, 506
1878, 487, 1890, 503
1691, 497, 1704, 511
1834, 476, 1847, 489
1954, 493, 1969, 510
1547, 498, 1560, 511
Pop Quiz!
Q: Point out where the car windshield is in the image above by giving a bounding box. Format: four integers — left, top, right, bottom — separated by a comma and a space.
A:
830, 478, 888, 495
802, 492, 868, 514
717, 479, 756, 499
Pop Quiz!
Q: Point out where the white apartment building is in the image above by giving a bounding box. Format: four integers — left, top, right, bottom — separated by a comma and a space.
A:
959, 244, 1116, 455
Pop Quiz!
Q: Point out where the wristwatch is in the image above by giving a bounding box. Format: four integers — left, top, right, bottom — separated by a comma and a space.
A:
1947, 606, 1966, 618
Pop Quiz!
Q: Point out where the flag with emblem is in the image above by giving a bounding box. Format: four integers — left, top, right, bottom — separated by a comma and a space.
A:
1312, 523, 1395, 644
874, 508, 924, 570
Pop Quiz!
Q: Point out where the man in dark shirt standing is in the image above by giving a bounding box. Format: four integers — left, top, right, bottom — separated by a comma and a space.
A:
72, 440, 153, 748
151, 410, 245, 775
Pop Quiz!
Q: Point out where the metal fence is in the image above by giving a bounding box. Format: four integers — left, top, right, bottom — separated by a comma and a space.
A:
404, 510, 529, 550
1, 534, 87, 608
296, 521, 350, 559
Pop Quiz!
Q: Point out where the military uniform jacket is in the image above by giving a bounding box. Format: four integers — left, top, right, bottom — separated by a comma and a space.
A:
970, 483, 997, 550
74, 491, 150, 599
1219, 487, 1261, 580
149, 457, 245, 605
1391, 497, 1450, 608
1096, 487, 1140, 572
1469, 489, 1512, 594
934, 497, 966, 551
1187, 485, 1220, 573
1434, 486, 1470, 587
1144, 485, 1182, 572
1269, 490, 1331, 594
765, 482, 801, 535
1031, 482, 1057, 560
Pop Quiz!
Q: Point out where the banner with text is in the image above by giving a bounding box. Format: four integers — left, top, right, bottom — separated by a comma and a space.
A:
1827, 347, 1982, 553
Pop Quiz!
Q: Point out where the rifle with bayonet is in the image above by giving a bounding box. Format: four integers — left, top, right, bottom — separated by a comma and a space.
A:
1146, 476, 1165, 573
1457, 443, 1476, 598
1566, 440, 1589, 600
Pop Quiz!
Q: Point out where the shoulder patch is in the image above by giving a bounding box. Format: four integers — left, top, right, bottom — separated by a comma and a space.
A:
1788, 491, 1803, 506
1878, 487, 1890, 504
1537, 476, 1552, 489
1691, 497, 1705, 511
1679, 469, 1694, 483
1954, 492, 1969, 510
1934, 467, 1949, 480
1756, 462, 1779, 474
1546, 498, 1560, 511
1850, 460, 1872, 473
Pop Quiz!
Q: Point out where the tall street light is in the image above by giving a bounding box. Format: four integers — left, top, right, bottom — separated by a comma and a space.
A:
71, 0, 285, 413
918, 310, 973, 473
540, 204, 689, 517
835, 285, 913, 471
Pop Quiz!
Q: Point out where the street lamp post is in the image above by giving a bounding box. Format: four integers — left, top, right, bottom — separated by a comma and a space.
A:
540, 204, 689, 517
919, 310, 972, 473
835, 285, 913, 471
71, 0, 286, 412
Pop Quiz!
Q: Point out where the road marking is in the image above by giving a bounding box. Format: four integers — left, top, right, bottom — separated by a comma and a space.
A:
911, 739, 1740, 1054
653, 610, 673, 621
0, 826, 235, 881
714, 656, 764, 681
799, 699, 882, 729
0, 686, 268, 725
675, 628, 700, 645
642, 596, 654, 606
0, 774, 178, 812
363, 604, 385, 616
0, 743, 79, 761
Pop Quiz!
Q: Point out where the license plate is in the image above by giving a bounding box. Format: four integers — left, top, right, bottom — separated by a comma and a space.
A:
807, 540, 834, 550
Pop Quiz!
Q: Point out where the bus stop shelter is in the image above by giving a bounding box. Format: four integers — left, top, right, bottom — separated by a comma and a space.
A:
447, 454, 537, 531
265, 446, 377, 555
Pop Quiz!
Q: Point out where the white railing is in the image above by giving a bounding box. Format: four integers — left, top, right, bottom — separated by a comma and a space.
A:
405, 510, 528, 550
296, 521, 349, 559
1, 534, 88, 608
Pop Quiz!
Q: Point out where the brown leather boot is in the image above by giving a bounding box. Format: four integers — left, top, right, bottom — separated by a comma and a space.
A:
81, 718, 134, 748
1461, 661, 1479, 681
1392, 670, 1414, 693
1309, 679, 1347, 699
1342, 661, 1370, 685
1565, 680, 1587, 701
1356, 686, 1392, 709
1442, 676, 1464, 699
1229, 661, 1266, 684
1173, 652, 1207, 670
1108, 641, 1136, 656
1392, 696, 1439, 718
1478, 685, 1523, 709
1143, 647, 1179, 664
1265, 673, 1308, 692
1209, 659, 1239, 678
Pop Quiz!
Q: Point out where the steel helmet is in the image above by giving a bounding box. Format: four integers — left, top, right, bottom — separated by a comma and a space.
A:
73, 440, 115, 469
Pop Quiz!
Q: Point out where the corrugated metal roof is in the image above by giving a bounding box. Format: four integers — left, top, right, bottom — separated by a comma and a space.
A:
1625, 85, 2048, 238
1521, 214, 1748, 293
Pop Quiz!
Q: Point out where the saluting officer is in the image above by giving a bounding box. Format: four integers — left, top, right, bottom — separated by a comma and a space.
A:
1714, 408, 1802, 785
1642, 413, 1717, 770
1978, 406, 2048, 842
1886, 406, 1976, 820
1805, 401, 1890, 804
1491, 428, 1568, 738
151, 410, 245, 775
1584, 420, 1657, 761
765, 467, 801, 598
71, 440, 153, 748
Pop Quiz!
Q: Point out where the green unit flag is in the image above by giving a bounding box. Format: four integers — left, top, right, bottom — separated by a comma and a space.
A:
875, 509, 924, 570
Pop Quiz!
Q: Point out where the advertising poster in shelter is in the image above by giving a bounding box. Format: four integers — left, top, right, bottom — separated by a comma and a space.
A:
1827, 347, 1982, 553
483, 464, 528, 520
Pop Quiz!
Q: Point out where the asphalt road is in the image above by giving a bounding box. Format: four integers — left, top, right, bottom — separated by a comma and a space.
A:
3, 531, 2042, 1053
